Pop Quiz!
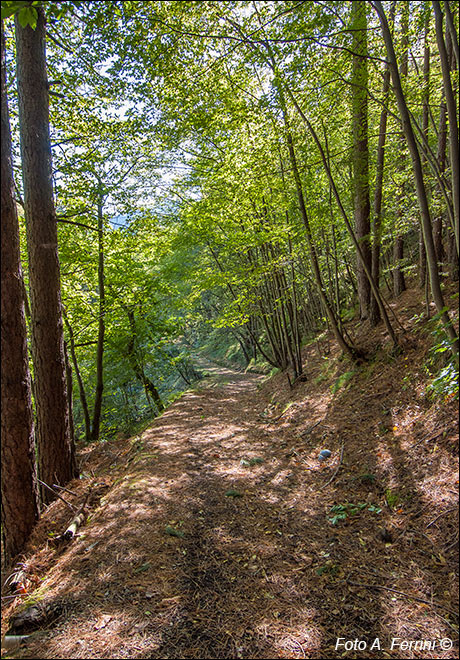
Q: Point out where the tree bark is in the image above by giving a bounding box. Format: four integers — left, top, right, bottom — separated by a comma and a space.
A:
286, 88, 399, 348
372, 0, 459, 354
392, 1, 408, 297
433, 1, 459, 253
90, 188, 105, 441
1, 20, 40, 561
15, 8, 78, 503
443, 1, 459, 67
126, 308, 164, 413
370, 43, 391, 325
419, 16, 430, 288
434, 98, 447, 270
63, 310, 91, 442
351, 1, 372, 319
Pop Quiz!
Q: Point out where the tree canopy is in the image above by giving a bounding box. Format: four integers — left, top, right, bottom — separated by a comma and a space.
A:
1, 0, 458, 558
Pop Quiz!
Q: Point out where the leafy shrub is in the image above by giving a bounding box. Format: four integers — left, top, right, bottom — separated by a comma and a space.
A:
424, 307, 459, 401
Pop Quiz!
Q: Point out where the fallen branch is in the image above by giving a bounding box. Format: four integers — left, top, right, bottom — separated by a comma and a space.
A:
61, 513, 86, 541
52, 484, 78, 496
346, 580, 459, 618
426, 507, 458, 529
319, 442, 344, 490
411, 430, 443, 448
54, 492, 90, 543
300, 420, 321, 437
1, 635, 31, 652
37, 479, 76, 512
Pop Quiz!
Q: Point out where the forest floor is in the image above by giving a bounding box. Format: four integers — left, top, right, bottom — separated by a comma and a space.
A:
1, 284, 459, 659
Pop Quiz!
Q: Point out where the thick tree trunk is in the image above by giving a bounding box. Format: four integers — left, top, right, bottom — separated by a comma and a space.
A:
15, 8, 77, 503
351, 1, 371, 319
372, 0, 459, 354
1, 21, 40, 561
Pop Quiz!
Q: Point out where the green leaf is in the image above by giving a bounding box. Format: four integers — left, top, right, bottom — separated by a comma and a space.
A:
1, 6, 18, 19
1, 1, 29, 20
17, 6, 38, 29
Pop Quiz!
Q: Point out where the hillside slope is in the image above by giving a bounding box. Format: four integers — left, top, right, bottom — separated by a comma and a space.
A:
1, 285, 458, 660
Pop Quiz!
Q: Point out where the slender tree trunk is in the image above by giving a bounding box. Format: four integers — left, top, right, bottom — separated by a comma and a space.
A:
143, 375, 164, 413
370, 43, 391, 325
443, 0, 459, 67
419, 16, 430, 288
434, 97, 447, 270
207, 243, 278, 368
372, 0, 459, 354
283, 127, 355, 356
1, 21, 40, 561
331, 222, 341, 324
448, 232, 459, 281
433, 1, 459, 252
90, 188, 105, 441
254, 39, 356, 358
393, 1, 408, 297
392, 236, 406, 296
63, 310, 91, 441
63, 342, 76, 469
287, 88, 399, 347
15, 8, 77, 502
126, 308, 164, 413
351, 1, 372, 319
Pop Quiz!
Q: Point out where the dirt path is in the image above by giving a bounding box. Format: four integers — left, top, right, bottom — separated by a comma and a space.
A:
2, 316, 459, 659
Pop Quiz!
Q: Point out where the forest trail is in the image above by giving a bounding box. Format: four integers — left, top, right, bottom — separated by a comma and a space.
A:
2, 294, 459, 659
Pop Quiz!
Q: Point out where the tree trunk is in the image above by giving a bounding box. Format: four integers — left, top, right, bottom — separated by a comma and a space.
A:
443, 0, 459, 67
393, 235, 406, 296
351, 1, 371, 319
15, 8, 77, 503
433, 1, 459, 253
126, 308, 164, 413
287, 89, 399, 347
1, 21, 40, 562
370, 32, 392, 325
372, 0, 459, 354
63, 310, 91, 442
419, 16, 430, 288
434, 98, 447, 270
285, 127, 355, 358
63, 341, 78, 476
90, 189, 105, 441
392, 1, 408, 297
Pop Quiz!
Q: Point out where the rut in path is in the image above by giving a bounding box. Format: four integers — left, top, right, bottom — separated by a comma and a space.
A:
4, 340, 459, 660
